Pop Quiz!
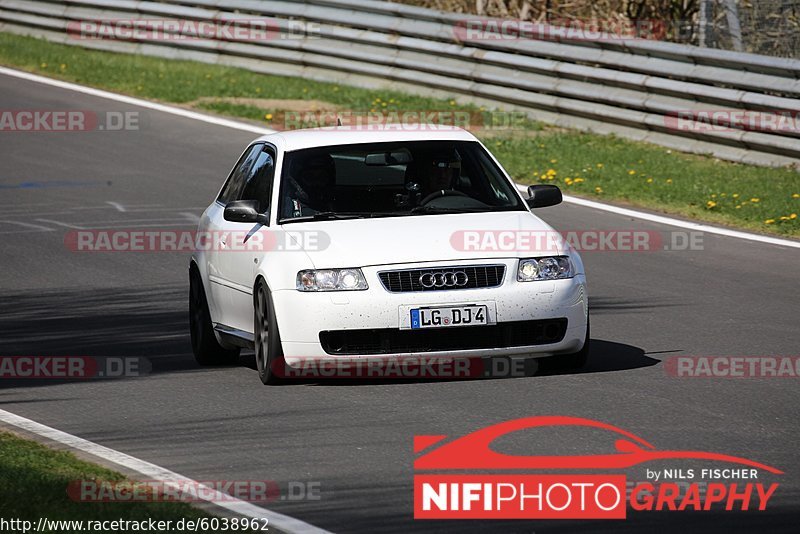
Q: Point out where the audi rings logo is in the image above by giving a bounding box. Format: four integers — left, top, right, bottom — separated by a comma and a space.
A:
419, 271, 469, 288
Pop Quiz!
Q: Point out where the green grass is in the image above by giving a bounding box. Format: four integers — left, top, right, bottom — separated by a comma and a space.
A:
494, 134, 800, 235
1, 32, 798, 236
0, 431, 225, 532
0, 33, 466, 112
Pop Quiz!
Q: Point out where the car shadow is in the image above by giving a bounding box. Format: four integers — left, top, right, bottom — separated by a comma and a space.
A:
0, 285, 657, 390
537, 338, 660, 377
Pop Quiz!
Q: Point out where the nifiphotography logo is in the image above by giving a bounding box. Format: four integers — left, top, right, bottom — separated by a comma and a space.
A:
413, 416, 782, 519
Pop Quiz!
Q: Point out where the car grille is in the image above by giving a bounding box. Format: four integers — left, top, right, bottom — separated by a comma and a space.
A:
378, 265, 505, 292
319, 319, 568, 355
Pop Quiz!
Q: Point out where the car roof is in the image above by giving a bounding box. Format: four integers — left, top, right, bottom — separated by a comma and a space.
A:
255, 125, 479, 152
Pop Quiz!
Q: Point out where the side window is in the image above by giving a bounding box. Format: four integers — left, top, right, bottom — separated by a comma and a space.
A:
238, 146, 276, 214
218, 144, 263, 205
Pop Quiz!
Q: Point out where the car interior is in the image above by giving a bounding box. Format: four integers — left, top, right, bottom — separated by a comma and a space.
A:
280, 140, 522, 217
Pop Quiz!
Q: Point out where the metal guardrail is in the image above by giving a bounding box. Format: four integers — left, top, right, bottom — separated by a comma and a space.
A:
1, 0, 799, 168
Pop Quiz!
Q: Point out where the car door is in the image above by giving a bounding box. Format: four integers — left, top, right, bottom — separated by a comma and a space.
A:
215, 143, 277, 333
206, 143, 263, 328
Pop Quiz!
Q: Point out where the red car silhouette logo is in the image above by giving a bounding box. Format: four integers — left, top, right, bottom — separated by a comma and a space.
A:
414, 416, 783, 473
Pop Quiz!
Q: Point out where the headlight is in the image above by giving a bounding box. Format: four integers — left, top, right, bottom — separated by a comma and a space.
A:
296, 268, 368, 291
517, 256, 574, 281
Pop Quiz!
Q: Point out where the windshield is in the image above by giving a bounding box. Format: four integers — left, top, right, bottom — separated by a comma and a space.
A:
278, 140, 525, 223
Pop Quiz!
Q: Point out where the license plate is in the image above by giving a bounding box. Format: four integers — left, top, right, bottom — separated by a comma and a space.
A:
410, 305, 488, 329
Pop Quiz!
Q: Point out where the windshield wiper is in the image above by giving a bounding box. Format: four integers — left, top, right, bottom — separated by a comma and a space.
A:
281, 211, 364, 223
281, 211, 400, 223
409, 206, 487, 214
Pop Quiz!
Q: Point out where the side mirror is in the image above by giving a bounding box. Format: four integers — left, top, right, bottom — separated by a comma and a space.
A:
526, 185, 562, 208
224, 199, 268, 225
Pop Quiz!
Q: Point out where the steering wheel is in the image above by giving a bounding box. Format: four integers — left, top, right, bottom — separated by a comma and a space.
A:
419, 189, 469, 206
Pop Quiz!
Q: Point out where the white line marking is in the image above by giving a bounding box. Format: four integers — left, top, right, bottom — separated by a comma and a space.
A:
58, 217, 195, 225
106, 201, 127, 212
4, 207, 202, 217
2, 66, 797, 250
0, 409, 332, 534
35, 218, 86, 229
75, 223, 196, 229
0, 202, 53, 208
0, 220, 55, 232
0, 66, 275, 135
516, 185, 800, 250
32, 222, 196, 230
180, 212, 202, 224
71, 204, 163, 211
126, 207, 206, 212
35, 219, 195, 231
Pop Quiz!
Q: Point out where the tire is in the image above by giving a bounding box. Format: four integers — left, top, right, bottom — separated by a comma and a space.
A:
189, 266, 240, 365
254, 281, 285, 385
558, 317, 590, 370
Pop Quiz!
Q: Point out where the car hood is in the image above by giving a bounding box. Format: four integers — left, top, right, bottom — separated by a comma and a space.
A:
280, 210, 562, 268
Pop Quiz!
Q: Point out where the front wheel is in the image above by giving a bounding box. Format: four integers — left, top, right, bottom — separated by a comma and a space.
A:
189, 266, 240, 365
254, 282, 284, 385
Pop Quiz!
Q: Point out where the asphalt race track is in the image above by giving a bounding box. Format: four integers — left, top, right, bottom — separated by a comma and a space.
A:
1, 72, 799, 533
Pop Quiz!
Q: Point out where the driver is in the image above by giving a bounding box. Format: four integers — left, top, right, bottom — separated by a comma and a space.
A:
421, 149, 461, 198
284, 151, 336, 217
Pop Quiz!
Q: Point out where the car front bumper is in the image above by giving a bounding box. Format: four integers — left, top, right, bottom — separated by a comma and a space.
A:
271, 260, 588, 364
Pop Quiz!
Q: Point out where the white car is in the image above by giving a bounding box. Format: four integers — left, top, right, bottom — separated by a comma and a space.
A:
190, 126, 589, 384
